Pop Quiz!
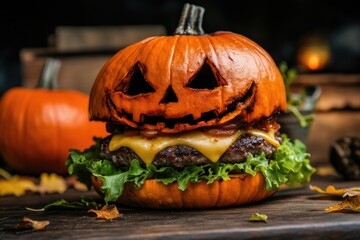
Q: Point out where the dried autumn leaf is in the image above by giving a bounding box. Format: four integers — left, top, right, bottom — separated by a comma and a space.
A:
325, 195, 360, 213
343, 188, 360, 197
15, 217, 50, 231
36, 173, 67, 194
309, 185, 360, 197
88, 204, 122, 221
0, 176, 37, 196
309, 185, 346, 196
249, 213, 268, 223
0, 171, 70, 196
314, 166, 339, 177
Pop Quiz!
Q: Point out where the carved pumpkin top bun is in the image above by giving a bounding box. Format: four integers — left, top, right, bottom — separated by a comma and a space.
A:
89, 32, 286, 133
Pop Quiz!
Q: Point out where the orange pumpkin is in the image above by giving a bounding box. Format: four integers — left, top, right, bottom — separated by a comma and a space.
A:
0, 58, 107, 174
89, 5, 286, 134
91, 173, 276, 209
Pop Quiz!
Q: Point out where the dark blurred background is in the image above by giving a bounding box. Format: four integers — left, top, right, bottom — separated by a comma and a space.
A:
0, 0, 359, 96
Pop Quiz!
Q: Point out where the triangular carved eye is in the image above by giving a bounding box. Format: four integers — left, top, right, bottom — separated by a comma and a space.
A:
115, 62, 155, 96
186, 60, 224, 90
160, 85, 178, 104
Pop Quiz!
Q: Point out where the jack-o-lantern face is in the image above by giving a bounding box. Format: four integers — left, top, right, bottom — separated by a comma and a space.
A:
89, 5, 286, 133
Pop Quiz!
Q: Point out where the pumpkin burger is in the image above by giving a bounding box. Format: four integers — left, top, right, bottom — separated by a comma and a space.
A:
66, 3, 315, 209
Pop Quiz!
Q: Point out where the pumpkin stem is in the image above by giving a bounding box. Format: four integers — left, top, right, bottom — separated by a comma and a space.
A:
36, 57, 61, 89
174, 3, 205, 35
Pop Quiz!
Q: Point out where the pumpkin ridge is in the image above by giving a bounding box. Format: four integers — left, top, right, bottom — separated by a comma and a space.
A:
234, 33, 276, 67
244, 174, 259, 204
254, 176, 267, 203
203, 35, 229, 93
2, 90, 24, 171
138, 36, 169, 77
111, 42, 143, 83
195, 35, 228, 112
221, 33, 286, 117
207, 34, 257, 118
236, 177, 254, 206
139, 36, 179, 120
205, 34, 228, 78
236, 177, 246, 205
52, 95, 62, 172
113, 40, 156, 91
22, 91, 36, 170
168, 35, 181, 90
246, 174, 259, 203
213, 179, 222, 207
248, 42, 285, 115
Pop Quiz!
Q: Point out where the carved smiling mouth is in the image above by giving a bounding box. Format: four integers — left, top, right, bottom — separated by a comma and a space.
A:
106, 82, 257, 130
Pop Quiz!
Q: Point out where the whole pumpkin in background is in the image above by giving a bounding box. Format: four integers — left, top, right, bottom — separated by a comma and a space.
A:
0, 58, 108, 175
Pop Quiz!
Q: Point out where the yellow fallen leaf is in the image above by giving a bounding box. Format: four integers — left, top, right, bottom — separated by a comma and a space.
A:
314, 166, 339, 177
0, 176, 37, 196
309, 185, 360, 197
88, 204, 122, 221
0, 171, 72, 196
325, 195, 360, 213
249, 213, 268, 222
36, 173, 67, 194
16, 217, 50, 231
309, 185, 346, 196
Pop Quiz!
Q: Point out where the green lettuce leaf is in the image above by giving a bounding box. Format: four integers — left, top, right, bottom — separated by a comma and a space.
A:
26, 196, 100, 211
66, 135, 316, 203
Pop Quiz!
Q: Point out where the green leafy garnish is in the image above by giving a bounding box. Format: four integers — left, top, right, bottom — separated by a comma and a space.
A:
279, 61, 297, 103
249, 212, 268, 222
66, 135, 315, 203
26, 196, 100, 211
287, 105, 315, 128
279, 61, 316, 128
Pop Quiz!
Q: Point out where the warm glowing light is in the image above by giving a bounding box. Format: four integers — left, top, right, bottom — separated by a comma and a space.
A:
308, 55, 320, 70
297, 35, 331, 71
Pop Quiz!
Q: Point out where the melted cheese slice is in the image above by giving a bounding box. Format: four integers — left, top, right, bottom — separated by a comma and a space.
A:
109, 129, 279, 165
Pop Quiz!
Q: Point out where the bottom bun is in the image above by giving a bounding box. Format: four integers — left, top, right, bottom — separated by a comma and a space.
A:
91, 172, 276, 209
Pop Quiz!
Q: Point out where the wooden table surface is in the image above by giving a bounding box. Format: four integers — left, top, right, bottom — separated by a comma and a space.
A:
1, 173, 359, 240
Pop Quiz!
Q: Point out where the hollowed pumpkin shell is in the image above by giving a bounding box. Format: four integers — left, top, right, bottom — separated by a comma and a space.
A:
91, 173, 276, 209
89, 32, 286, 133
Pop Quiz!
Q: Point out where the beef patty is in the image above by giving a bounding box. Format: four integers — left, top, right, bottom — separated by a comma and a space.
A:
99, 134, 279, 169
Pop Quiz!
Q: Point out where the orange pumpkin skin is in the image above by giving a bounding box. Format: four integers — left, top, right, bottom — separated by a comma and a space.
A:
89, 32, 286, 133
0, 88, 108, 174
91, 173, 276, 209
